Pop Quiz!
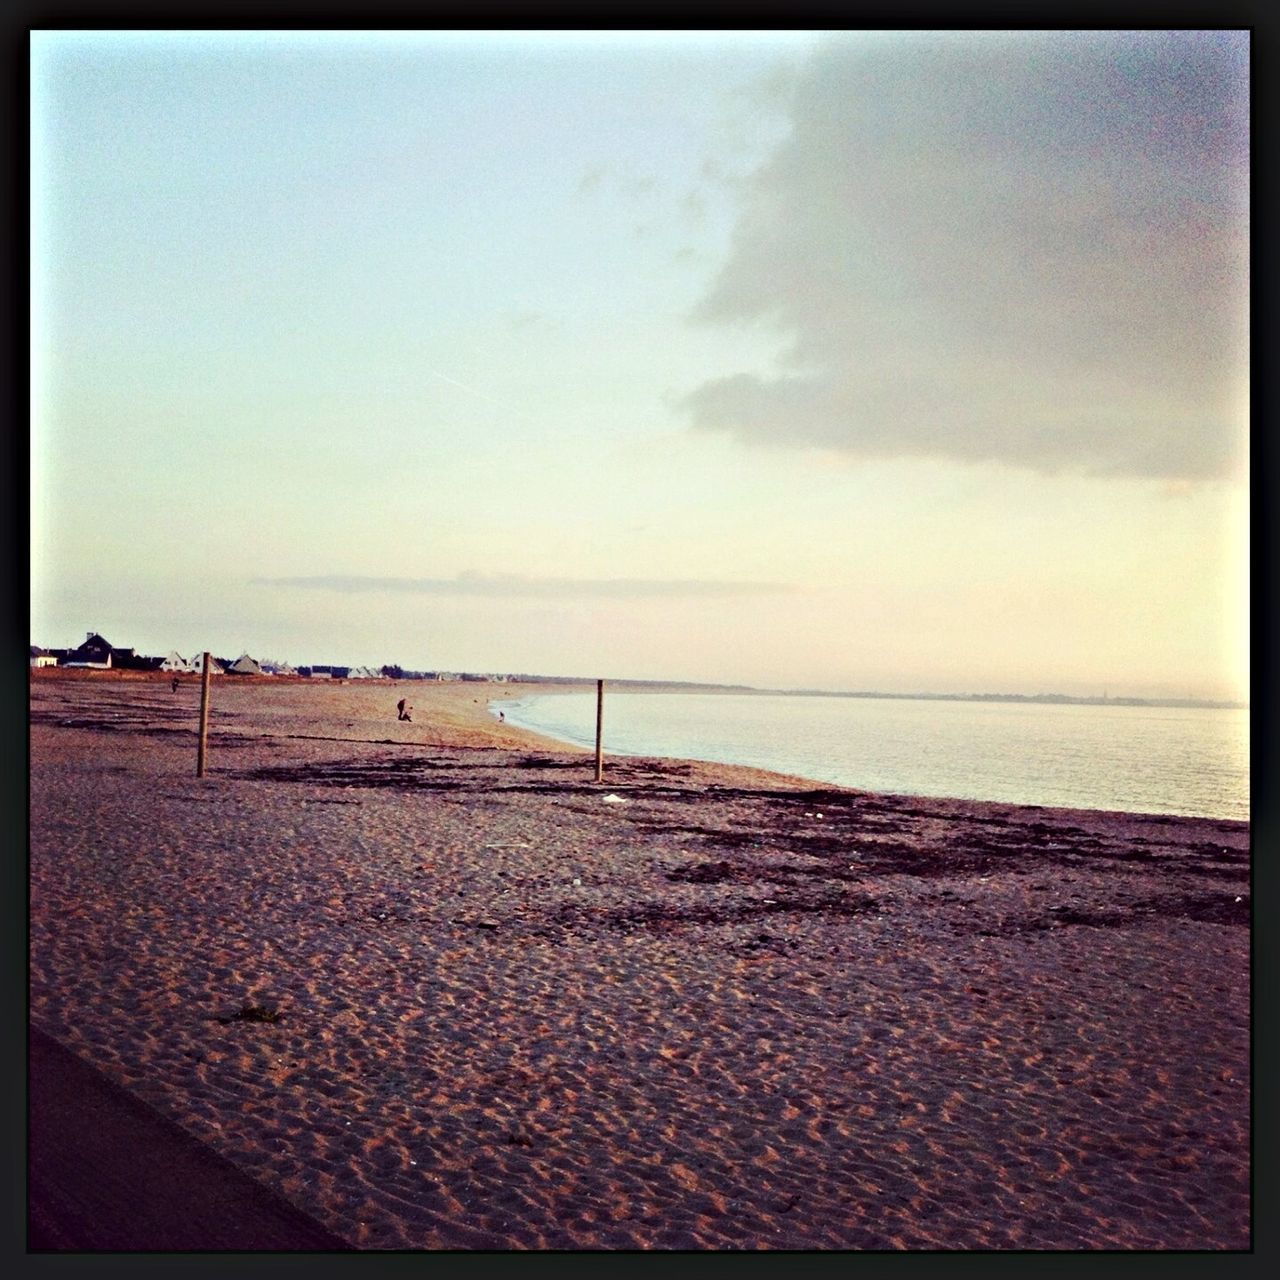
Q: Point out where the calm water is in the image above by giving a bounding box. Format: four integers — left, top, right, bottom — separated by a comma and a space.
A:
497, 692, 1249, 821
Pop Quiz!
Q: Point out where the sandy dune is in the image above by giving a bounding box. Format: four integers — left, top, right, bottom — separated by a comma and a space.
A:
28, 672, 1250, 1249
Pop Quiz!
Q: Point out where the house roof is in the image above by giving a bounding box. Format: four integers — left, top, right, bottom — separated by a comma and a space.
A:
71, 633, 112, 652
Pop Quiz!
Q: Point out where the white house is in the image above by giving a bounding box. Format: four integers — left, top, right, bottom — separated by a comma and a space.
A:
228, 654, 265, 676
158, 651, 193, 673
189, 653, 226, 675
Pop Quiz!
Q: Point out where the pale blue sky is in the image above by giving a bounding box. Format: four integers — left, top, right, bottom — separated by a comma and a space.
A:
31, 30, 1248, 699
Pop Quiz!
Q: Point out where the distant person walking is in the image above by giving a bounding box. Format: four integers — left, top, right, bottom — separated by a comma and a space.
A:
396, 698, 412, 722
171, 677, 180, 693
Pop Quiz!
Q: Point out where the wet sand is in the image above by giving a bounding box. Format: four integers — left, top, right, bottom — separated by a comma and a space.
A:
29, 671, 1250, 1249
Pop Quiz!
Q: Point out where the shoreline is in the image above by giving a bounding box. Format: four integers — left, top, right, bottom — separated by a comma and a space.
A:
29, 672, 1250, 1249
487, 683, 1246, 827
33, 669, 1234, 825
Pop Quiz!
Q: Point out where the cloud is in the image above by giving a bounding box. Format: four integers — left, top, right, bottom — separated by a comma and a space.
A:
680, 190, 707, 223
254, 572, 794, 598
577, 164, 605, 194
681, 32, 1249, 482
505, 308, 547, 332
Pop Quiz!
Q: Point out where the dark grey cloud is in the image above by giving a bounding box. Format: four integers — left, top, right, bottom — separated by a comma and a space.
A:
255, 572, 793, 598
683, 32, 1248, 481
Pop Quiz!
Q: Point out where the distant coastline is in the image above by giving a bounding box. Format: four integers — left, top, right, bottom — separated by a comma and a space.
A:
772, 688, 1247, 711
509, 675, 1246, 712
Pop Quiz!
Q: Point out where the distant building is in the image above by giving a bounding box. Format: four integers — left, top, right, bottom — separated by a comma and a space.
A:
158, 652, 194, 673
63, 632, 114, 668
227, 654, 266, 676
189, 653, 226, 676
29, 646, 57, 668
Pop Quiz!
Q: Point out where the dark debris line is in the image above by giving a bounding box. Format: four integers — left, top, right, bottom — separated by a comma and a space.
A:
232, 752, 1250, 943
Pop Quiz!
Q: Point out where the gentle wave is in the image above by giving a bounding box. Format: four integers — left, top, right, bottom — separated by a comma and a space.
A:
497, 691, 1249, 821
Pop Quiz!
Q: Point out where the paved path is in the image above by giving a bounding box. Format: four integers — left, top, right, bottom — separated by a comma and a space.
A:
28, 1026, 350, 1251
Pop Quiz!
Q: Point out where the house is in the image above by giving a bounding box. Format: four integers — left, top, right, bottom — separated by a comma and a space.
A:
112, 648, 162, 672
227, 654, 265, 676
158, 652, 193, 673
188, 653, 226, 676
29, 646, 57, 668
348, 665, 382, 680
63, 632, 114, 668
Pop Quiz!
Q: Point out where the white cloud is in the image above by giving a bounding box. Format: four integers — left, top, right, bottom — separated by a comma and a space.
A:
255, 572, 794, 598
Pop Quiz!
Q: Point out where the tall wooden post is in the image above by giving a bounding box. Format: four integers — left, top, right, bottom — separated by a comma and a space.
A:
594, 678, 604, 784
196, 652, 213, 778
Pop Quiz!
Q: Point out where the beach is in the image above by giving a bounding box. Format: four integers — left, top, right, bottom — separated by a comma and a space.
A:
28, 671, 1250, 1250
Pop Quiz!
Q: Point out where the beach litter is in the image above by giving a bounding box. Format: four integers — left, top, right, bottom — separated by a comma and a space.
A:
601, 793, 628, 805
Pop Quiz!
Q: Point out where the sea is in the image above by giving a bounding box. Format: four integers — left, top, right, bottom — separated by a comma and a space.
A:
495, 691, 1249, 822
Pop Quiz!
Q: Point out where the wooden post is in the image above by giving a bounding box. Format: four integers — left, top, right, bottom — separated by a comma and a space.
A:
594, 678, 604, 784
196, 652, 212, 778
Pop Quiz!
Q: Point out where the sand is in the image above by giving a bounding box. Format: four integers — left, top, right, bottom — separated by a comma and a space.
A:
28, 671, 1250, 1250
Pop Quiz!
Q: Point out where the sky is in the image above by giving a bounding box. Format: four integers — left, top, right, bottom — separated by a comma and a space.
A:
30, 30, 1249, 700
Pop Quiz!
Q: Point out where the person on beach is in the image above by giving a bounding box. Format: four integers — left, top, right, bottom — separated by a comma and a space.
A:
171, 677, 179, 693
396, 698, 412, 722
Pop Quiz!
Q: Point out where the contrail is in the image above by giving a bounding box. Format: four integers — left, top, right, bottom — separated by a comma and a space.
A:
428, 370, 523, 416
